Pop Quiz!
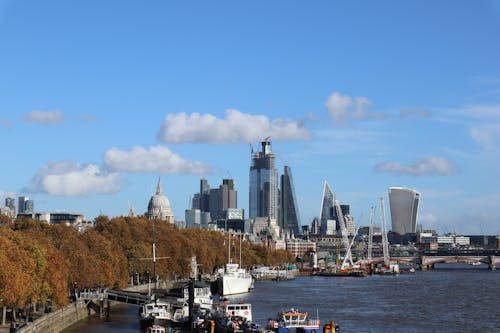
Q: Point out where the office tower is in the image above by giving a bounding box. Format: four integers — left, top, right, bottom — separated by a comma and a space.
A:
199, 178, 210, 212
280, 166, 301, 236
319, 181, 335, 235
209, 188, 220, 221
249, 139, 279, 220
17, 196, 34, 214
25, 199, 34, 213
5, 197, 16, 214
192, 178, 239, 222
185, 209, 201, 228
388, 187, 421, 235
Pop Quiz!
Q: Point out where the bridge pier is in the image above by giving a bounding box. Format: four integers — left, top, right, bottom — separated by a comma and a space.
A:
420, 256, 435, 270
489, 255, 497, 270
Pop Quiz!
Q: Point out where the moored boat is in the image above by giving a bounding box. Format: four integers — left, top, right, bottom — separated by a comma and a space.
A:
267, 308, 320, 333
147, 324, 167, 333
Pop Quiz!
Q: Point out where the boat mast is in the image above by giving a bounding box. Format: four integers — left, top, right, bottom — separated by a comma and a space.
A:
228, 232, 231, 264
239, 233, 242, 267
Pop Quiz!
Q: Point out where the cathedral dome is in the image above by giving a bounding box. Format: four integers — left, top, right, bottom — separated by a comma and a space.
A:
146, 177, 174, 223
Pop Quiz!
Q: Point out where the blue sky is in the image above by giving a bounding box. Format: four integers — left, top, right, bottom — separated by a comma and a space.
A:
1, 0, 499, 235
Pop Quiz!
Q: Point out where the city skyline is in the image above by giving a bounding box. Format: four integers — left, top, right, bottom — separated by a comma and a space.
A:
1, 1, 499, 234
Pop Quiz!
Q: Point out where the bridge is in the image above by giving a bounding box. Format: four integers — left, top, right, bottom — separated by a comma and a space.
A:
362, 255, 499, 270
78, 289, 150, 317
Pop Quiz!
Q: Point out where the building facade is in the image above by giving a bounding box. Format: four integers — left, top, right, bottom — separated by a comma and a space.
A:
249, 140, 279, 220
280, 166, 301, 236
145, 177, 174, 223
388, 187, 420, 235
319, 181, 334, 235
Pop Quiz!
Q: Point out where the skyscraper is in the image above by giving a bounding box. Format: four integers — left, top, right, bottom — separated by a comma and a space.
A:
280, 166, 301, 236
388, 187, 421, 235
249, 140, 279, 220
17, 196, 34, 214
319, 181, 335, 235
219, 178, 237, 217
192, 178, 238, 222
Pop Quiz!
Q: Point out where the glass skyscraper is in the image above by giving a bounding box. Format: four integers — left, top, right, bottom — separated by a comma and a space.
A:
249, 140, 279, 220
280, 165, 301, 236
388, 187, 421, 235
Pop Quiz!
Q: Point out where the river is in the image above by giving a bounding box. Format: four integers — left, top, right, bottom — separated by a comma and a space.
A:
62, 265, 499, 333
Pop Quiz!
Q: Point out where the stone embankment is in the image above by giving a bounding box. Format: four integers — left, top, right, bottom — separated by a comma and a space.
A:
2, 283, 154, 333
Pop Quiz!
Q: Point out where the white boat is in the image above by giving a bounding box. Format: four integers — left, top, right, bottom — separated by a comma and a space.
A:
139, 299, 173, 329
217, 263, 254, 296
217, 233, 254, 296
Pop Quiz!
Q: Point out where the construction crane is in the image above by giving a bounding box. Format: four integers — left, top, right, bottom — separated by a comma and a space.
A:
334, 199, 354, 269
368, 206, 375, 260
379, 197, 390, 267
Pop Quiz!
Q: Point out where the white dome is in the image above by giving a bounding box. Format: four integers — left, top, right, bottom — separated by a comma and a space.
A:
146, 177, 174, 222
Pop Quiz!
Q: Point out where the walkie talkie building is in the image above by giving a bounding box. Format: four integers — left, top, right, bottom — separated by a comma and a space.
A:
388, 187, 421, 235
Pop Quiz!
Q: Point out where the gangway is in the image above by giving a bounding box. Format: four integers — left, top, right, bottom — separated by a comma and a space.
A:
78, 289, 150, 305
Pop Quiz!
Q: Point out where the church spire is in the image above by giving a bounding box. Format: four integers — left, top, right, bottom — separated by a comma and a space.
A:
156, 176, 163, 195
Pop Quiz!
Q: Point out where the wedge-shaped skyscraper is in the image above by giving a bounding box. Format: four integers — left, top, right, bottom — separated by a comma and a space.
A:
388, 187, 420, 235
280, 166, 301, 236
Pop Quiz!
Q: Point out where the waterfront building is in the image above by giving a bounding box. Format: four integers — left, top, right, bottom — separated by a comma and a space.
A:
280, 165, 301, 236
145, 177, 174, 223
388, 187, 420, 235
249, 139, 279, 220
286, 238, 317, 258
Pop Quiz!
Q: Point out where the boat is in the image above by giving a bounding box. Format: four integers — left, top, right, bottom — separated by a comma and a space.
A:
217, 263, 254, 296
251, 266, 297, 281
470, 261, 482, 266
209, 301, 261, 333
267, 308, 320, 333
216, 233, 254, 296
147, 324, 167, 333
139, 299, 173, 329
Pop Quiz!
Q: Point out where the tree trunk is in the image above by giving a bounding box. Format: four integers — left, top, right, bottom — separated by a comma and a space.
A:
2, 306, 6, 326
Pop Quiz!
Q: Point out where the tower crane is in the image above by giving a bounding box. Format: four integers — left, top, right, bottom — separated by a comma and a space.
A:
368, 206, 375, 260
334, 198, 354, 269
379, 197, 390, 267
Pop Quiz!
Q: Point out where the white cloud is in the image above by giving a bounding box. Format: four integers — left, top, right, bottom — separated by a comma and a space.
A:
325, 92, 352, 124
469, 123, 500, 151
325, 91, 388, 125
374, 156, 456, 176
24, 110, 63, 125
157, 109, 310, 144
27, 161, 123, 196
104, 145, 211, 175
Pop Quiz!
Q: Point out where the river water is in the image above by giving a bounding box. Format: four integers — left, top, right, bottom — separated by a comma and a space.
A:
62, 265, 499, 333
